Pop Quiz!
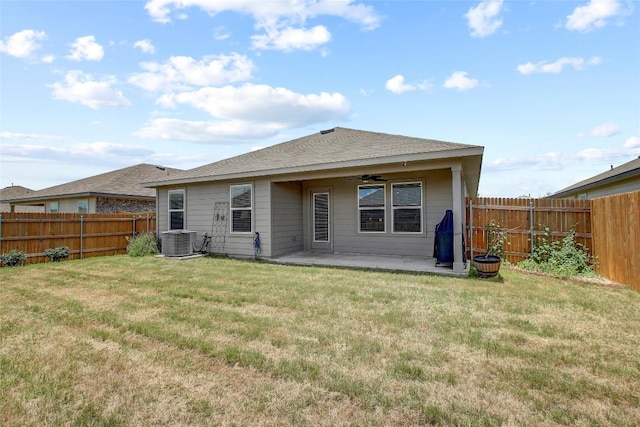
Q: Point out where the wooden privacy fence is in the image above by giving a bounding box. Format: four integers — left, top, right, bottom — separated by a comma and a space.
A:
467, 193, 640, 292
0, 212, 156, 264
590, 191, 640, 292
467, 197, 592, 264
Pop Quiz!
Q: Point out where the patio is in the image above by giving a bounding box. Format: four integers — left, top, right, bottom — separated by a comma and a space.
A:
270, 251, 469, 277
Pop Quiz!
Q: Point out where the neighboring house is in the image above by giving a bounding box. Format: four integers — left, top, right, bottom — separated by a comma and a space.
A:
551, 156, 640, 199
0, 185, 44, 212
5, 164, 182, 214
145, 127, 484, 273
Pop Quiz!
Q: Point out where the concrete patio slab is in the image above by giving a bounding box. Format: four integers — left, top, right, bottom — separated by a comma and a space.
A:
269, 251, 468, 277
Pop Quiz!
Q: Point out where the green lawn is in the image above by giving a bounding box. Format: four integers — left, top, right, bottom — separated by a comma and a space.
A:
1, 256, 639, 426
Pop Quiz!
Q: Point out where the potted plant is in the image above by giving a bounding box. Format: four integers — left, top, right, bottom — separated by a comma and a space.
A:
473, 220, 508, 278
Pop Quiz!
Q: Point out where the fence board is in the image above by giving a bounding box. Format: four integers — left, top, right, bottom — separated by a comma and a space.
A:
591, 191, 640, 291
0, 212, 156, 265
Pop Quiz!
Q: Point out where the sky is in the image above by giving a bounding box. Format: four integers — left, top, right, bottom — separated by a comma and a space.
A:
1, 0, 639, 197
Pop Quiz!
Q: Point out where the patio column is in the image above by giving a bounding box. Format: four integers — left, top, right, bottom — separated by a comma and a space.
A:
451, 165, 465, 273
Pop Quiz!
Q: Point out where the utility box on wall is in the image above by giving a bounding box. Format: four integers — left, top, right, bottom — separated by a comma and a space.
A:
161, 230, 197, 257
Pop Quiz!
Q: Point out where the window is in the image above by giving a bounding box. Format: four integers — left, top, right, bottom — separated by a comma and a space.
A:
168, 189, 185, 230
49, 201, 59, 213
358, 184, 385, 232
313, 192, 330, 241
230, 184, 252, 233
77, 199, 88, 213
392, 182, 422, 233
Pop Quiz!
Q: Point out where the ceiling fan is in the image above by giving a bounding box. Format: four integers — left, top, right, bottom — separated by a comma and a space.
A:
347, 174, 388, 183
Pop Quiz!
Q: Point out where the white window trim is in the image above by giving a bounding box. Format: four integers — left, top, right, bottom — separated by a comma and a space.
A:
391, 181, 423, 234
168, 189, 185, 230
357, 184, 386, 234
313, 192, 330, 243
230, 184, 253, 234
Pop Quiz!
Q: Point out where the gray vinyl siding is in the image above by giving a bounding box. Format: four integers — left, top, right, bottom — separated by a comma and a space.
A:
302, 169, 453, 258
578, 177, 640, 199
157, 178, 272, 257
271, 182, 304, 257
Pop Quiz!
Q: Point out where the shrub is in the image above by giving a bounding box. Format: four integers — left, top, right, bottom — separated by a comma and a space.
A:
126, 233, 159, 257
44, 246, 70, 262
519, 227, 595, 277
0, 250, 26, 267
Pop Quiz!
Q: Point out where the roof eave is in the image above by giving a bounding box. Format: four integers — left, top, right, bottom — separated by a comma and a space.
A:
144, 146, 485, 188
551, 168, 640, 197
6, 192, 156, 204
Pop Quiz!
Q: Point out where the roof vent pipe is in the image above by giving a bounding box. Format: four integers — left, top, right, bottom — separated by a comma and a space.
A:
320, 128, 335, 135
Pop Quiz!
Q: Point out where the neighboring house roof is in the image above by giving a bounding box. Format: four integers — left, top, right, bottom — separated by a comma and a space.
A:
1, 185, 43, 211
145, 127, 484, 193
1, 185, 36, 200
551, 157, 640, 198
5, 163, 183, 204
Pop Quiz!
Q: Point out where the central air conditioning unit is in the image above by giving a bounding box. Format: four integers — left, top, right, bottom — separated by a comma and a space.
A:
161, 230, 197, 257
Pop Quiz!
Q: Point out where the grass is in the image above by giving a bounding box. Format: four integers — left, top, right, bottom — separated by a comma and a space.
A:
1, 255, 639, 426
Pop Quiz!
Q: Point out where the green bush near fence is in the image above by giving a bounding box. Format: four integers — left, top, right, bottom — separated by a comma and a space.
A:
44, 246, 70, 262
519, 227, 595, 277
0, 250, 26, 267
126, 233, 159, 257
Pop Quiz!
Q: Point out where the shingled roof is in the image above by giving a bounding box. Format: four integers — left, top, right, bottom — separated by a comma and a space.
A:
5, 164, 182, 203
145, 127, 483, 186
551, 157, 640, 198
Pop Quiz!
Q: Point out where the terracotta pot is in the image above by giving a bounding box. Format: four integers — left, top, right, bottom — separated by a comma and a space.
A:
473, 254, 501, 278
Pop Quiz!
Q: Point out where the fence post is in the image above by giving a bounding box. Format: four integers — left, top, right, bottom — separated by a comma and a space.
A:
132, 215, 137, 237
80, 215, 84, 259
469, 200, 473, 262
146, 214, 150, 233
529, 201, 534, 257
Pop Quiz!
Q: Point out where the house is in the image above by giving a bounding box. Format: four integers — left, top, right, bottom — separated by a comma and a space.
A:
145, 127, 484, 273
0, 185, 44, 212
551, 156, 640, 199
5, 163, 182, 214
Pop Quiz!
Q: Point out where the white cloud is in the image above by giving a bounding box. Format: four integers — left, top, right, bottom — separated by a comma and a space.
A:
133, 39, 155, 54
465, 0, 504, 37
156, 83, 350, 127
145, 0, 381, 28
67, 35, 104, 61
566, 0, 623, 32
486, 142, 640, 173
251, 25, 331, 51
0, 131, 66, 142
578, 123, 620, 137
443, 71, 479, 91
41, 54, 55, 63
624, 136, 640, 148
128, 53, 254, 92
144, 0, 381, 51
385, 75, 432, 94
213, 26, 230, 41
1, 142, 153, 163
134, 118, 283, 142
50, 70, 131, 109
385, 75, 414, 94
0, 29, 46, 58
517, 56, 601, 74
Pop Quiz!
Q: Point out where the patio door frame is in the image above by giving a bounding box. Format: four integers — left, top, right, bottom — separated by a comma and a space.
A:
310, 188, 332, 252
